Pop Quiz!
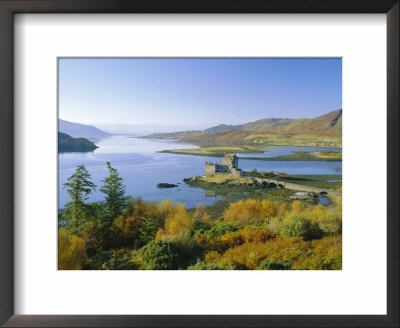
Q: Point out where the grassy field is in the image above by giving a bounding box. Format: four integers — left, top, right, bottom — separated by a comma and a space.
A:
162, 147, 342, 162
159, 145, 264, 158
244, 151, 342, 162
312, 151, 342, 159
269, 174, 342, 191
243, 133, 342, 147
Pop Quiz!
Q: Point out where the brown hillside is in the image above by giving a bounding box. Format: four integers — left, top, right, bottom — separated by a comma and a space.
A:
145, 109, 342, 140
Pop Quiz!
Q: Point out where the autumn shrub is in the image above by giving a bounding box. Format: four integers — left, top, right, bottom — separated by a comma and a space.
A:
290, 200, 304, 215
208, 231, 244, 253
193, 203, 212, 222
259, 199, 277, 219
58, 227, 88, 270
223, 198, 289, 223
259, 259, 292, 270
163, 203, 193, 236
203, 237, 327, 270
240, 226, 275, 243
268, 216, 284, 233
110, 199, 164, 248
224, 199, 260, 223
158, 199, 177, 219
315, 213, 342, 236
110, 212, 142, 247
208, 225, 275, 254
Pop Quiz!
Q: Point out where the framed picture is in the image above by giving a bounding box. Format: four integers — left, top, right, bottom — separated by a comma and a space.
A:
0, 0, 398, 327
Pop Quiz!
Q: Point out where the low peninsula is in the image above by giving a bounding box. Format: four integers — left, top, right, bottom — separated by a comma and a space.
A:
58, 132, 98, 153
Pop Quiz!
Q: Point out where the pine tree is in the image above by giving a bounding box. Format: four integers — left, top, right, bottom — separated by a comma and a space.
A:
100, 162, 127, 222
63, 164, 96, 230
139, 216, 157, 245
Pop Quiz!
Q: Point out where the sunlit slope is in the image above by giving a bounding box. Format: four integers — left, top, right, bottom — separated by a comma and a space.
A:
145, 109, 342, 145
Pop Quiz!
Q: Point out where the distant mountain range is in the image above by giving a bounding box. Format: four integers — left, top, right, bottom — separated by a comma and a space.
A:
59, 119, 111, 138
58, 132, 98, 153
145, 109, 342, 142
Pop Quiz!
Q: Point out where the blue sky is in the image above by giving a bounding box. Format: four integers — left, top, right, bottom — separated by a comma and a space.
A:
59, 58, 341, 134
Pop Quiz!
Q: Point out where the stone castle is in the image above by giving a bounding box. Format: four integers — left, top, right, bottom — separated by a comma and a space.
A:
205, 153, 243, 177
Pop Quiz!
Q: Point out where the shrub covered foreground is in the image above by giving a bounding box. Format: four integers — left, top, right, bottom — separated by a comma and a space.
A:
58, 164, 342, 270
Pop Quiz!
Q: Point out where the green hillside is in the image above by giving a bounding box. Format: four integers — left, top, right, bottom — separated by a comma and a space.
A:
204, 124, 244, 133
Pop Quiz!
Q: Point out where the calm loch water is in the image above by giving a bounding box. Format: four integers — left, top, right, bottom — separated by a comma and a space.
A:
58, 136, 342, 209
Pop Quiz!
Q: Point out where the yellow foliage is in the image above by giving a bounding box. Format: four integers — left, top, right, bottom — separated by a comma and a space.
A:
276, 203, 288, 217
155, 228, 165, 240
260, 200, 276, 219
111, 213, 141, 241
240, 226, 275, 243
224, 198, 288, 223
208, 226, 275, 254
204, 236, 342, 270
158, 199, 176, 219
290, 200, 303, 214
194, 203, 211, 222
58, 227, 88, 270
224, 199, 261, 223
205, 251, 222, 263
164, 204, 193, 236
209, 232, 244, 253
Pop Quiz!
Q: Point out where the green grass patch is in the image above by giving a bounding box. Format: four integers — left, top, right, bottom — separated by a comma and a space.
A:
160, 145, 264, 158
276, 174, 342, 190
244, 151, 341, 162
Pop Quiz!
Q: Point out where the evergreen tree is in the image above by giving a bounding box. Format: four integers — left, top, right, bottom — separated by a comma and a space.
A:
139, 216, 157, 245
100, 162, 127, 222
63, 164, 96, 230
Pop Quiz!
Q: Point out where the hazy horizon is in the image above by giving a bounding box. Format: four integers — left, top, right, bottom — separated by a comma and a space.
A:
60, 107, 341, 135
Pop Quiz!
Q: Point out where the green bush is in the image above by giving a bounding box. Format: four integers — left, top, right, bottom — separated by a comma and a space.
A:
205, 222, 238, 240
281, 215, 321, 240
318, 213, 342, 236
140, 240, 181, 270
89, 249, 138, 270
187, 261, 222, 270
193, 219, 212, 232
259, 259, 292, 270
140, 236, 202, 270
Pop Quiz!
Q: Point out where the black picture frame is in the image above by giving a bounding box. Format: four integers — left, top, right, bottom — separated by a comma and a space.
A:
0, 1, 398, 327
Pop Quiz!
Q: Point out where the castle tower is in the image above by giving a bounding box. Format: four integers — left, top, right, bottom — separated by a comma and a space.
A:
221, 153, 239, 169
